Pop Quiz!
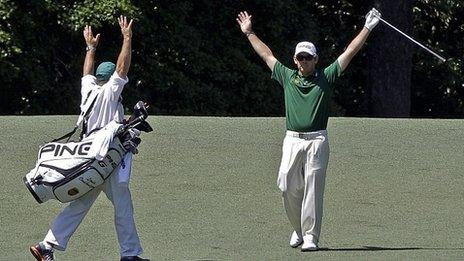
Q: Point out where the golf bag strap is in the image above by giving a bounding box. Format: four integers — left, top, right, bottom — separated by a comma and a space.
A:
80, 120, 88, 140
51, 126, 79, 142
51, 89, 100, 143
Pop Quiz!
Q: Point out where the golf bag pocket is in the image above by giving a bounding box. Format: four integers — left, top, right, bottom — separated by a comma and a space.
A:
24, 137, 126, 204
52, 163, 104, 203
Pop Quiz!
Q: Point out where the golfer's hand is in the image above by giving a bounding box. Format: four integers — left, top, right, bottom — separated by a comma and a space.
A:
364, 8, 381, 31
118, 15, 133, 39
83, 25, 100, 48
236, 11, 254, 36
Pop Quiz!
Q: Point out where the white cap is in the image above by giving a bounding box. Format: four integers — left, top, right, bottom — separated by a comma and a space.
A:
294, 41, 317, 56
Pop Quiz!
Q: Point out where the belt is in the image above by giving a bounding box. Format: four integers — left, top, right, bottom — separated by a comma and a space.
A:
286, 130, 327, 139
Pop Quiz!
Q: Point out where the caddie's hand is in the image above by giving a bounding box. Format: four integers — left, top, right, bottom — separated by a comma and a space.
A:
364, 8, 381, 31
118, 15, 133, 39
236, 11, 254, 36
83, 25, 100, 48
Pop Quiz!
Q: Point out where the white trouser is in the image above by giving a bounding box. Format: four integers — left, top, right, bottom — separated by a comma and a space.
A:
277, 130, 329, 243
43, 161, 143, 257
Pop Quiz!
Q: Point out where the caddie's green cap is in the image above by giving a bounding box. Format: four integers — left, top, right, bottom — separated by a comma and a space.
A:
95, 62, 116, 81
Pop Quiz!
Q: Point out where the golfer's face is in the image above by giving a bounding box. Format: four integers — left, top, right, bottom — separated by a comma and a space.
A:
294, 53, 317, 75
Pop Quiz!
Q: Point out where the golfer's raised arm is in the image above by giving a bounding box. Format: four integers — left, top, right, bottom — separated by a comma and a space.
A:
116, 16, 133, 78
237, 11, 277, 71
82, 25, 100, 76
337, 8, 381, 72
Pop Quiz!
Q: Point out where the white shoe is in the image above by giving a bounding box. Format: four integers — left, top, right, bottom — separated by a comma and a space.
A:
301, 235, 318, 252
289, 231, 303, 248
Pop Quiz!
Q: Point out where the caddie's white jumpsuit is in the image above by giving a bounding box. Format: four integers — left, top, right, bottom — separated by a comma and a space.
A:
42, 72, 143, 257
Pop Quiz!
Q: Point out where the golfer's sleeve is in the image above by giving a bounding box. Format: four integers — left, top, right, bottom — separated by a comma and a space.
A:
323, 60, 342, 85
271, 61, 291, 87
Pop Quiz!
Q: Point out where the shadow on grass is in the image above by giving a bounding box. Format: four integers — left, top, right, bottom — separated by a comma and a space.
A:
319, 246, 464, 252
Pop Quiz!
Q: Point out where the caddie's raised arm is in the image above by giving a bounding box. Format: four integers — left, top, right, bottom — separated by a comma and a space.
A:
337, 8, 381, 72
116, 15, 133, 78
82, 25, 100, 76
236, 11, 277, 71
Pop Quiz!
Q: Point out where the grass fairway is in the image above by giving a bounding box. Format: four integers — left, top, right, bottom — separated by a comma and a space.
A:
1, 116, 464, 260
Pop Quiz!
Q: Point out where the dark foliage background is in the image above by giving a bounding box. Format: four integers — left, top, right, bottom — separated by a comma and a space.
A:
1, 0, 462, 117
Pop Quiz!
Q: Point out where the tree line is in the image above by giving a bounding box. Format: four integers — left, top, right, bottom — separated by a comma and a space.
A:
0, 0, 462, 117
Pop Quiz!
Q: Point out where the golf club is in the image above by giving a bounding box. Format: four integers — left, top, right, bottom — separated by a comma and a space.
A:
374, 14, 447, 63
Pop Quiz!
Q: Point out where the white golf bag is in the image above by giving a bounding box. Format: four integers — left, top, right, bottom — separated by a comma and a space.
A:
24, 135, 126, 203
24, 101, 152, 204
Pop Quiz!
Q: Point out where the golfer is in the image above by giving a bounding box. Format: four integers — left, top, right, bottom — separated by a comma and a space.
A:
29, 16, 149, 261
236, 9, 381, 251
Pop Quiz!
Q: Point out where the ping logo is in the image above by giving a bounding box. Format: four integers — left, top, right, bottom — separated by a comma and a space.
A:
39, 142, 92, 159
68, 188, 79, 196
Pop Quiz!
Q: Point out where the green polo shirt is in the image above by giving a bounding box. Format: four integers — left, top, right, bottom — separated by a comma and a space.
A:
272, 60, 342, 132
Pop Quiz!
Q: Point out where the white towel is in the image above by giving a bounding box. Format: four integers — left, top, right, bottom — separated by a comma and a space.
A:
86, 121, 122, 161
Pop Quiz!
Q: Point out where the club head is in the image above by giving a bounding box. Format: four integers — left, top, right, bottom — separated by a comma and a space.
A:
133, 101, 149, 120
127, 101, 149, 123
134, 121, 153, 133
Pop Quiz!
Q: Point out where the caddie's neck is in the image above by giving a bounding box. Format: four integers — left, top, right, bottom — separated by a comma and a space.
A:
96, 80, 108, 86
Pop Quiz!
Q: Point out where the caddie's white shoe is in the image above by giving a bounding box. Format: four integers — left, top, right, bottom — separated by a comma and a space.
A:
289, 231, 303, 248
301, 235, 318, 252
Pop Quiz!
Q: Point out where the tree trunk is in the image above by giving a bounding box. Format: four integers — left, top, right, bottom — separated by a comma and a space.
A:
367, 0, 414, 117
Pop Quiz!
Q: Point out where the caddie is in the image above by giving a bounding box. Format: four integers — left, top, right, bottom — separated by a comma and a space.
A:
29, 16, 150, 261
236, 9, 381, 251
